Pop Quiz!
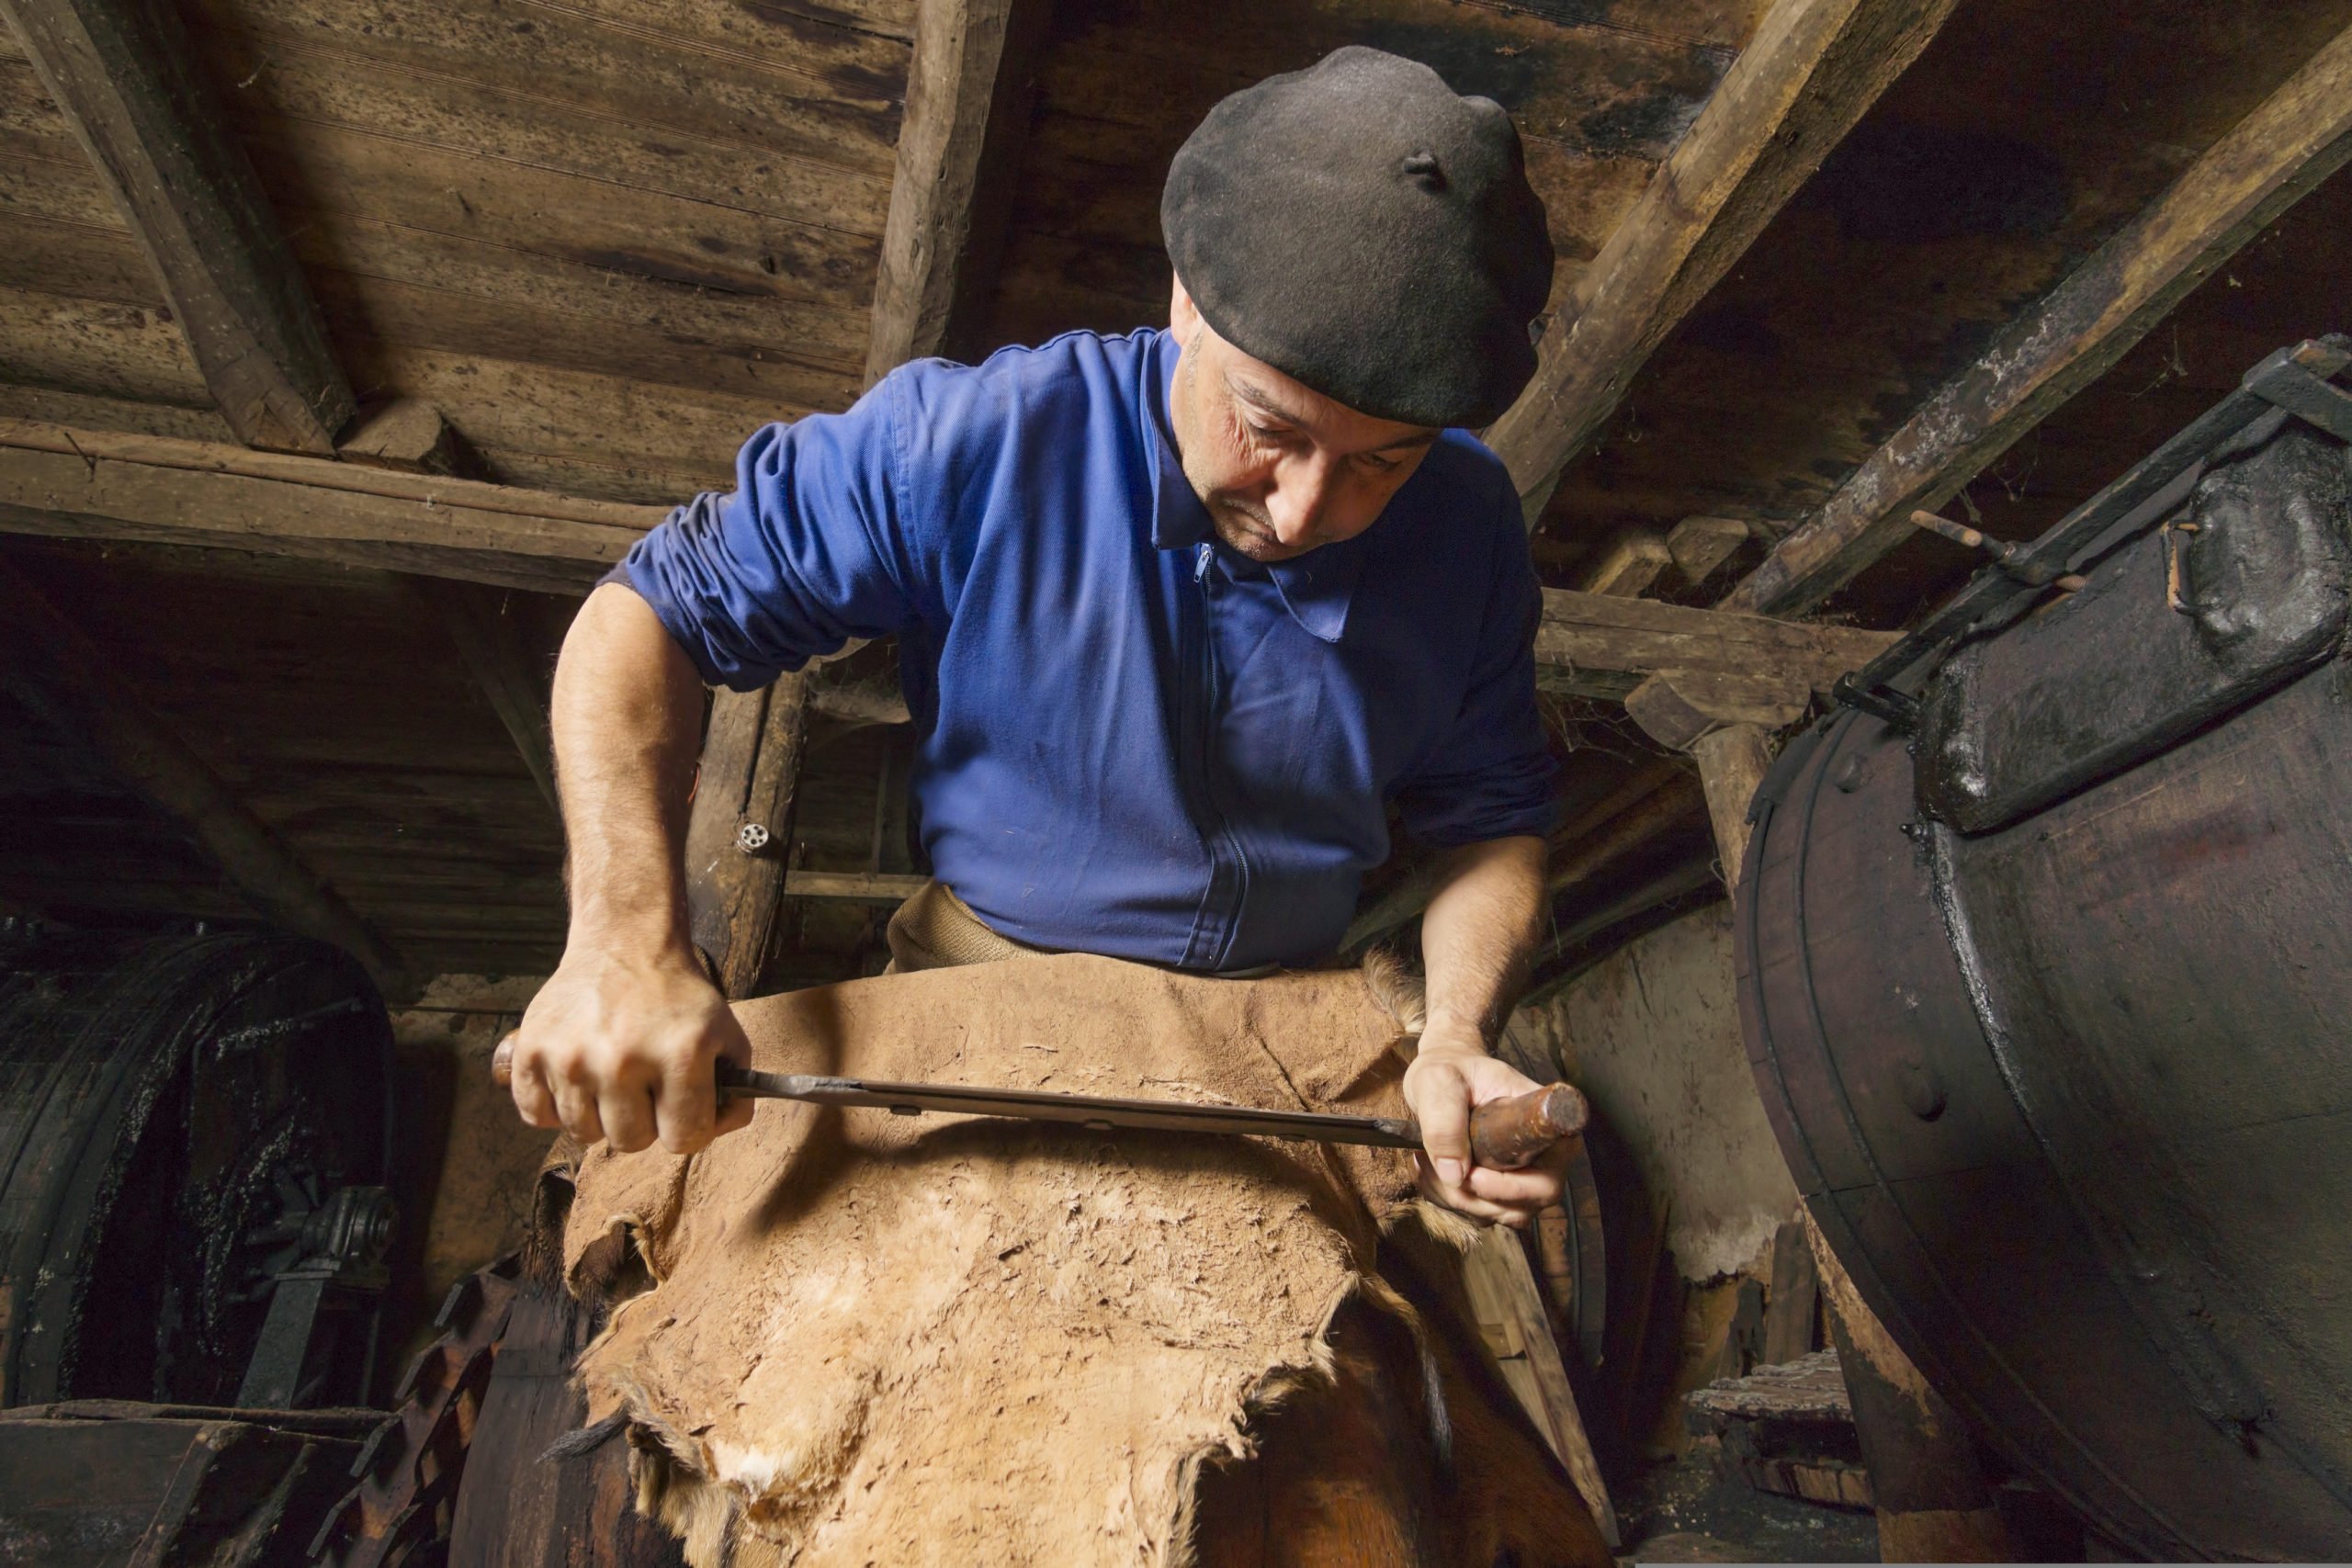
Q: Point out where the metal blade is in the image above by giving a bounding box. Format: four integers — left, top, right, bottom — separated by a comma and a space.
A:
718, 1060, 1422, 1148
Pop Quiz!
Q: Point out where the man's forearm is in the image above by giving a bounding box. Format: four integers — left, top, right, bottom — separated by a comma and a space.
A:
1418, 835, 1545, 1047
551, 582, 707, 953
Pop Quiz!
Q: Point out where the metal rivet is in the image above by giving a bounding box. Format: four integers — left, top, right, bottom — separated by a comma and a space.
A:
1897, 1058, 1947, 1121
736, 822, 771, 854
1832, 753, 1869, 793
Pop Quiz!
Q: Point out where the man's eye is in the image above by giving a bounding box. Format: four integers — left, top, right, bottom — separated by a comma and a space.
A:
1356, 452, 1398, 474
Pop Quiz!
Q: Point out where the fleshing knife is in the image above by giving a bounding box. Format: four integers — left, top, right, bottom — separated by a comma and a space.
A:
493, 1039, 1586, 1169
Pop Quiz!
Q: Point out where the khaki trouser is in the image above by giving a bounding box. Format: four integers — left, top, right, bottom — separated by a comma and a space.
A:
881, 880, 1041, 973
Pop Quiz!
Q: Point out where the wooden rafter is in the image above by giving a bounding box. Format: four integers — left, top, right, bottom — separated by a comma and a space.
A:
865, 0, 1056, 380
1724, 19, 2352, 618
0, 417, 661, 594
0, 553, 407, 990
0, 0, 354, 453
1482, 0, 1958, 525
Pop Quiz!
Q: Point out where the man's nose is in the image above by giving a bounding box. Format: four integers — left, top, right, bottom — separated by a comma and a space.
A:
1265, 454, 1340, 544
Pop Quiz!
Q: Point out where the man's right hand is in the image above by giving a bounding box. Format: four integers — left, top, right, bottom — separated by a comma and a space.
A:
508, 942, 755, 1156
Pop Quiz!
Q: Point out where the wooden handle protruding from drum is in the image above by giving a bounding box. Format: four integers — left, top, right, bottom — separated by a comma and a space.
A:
1465, 1082, 1589, 1170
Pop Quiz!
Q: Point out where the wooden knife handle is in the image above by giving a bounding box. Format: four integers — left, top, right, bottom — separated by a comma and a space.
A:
1466, 1082, 1589, 1169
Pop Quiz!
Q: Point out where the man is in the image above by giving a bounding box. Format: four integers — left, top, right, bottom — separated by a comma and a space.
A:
509, 46, 1567, 1225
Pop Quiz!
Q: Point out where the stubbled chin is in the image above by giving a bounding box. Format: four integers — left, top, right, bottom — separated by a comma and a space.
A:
1210, 512, 1311, 562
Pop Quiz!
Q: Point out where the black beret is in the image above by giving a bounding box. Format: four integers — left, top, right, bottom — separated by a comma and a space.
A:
1162, 46, 1555, 429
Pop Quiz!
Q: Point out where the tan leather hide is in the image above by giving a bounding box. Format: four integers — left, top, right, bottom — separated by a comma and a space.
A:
562, 953, 1604, 1567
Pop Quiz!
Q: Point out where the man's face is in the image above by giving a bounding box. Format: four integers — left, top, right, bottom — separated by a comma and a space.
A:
1167, 277, 1441, 563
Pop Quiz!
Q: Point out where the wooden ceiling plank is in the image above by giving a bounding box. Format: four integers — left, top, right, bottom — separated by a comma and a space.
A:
1723, 18, 2352, 618
0, 284, 211, 406
0, 0, 356, 453
1483, 0, 1960, 526
865, 0, 1056, 378
186, 0, 910, 182
0, 552, 408, 989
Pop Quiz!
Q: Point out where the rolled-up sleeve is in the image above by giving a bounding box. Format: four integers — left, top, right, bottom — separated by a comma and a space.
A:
1391, 513, 1559, 846
611, 375, 920, 691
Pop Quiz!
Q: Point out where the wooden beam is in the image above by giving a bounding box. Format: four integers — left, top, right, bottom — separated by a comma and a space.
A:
785, 871, 931, 905
1482, 0, 1958, 524
865, 0, 1055, 380
1535, 586, 1897, 702
1690, 725, 1777, 891
0, 0, 354, 452
1724, 20, 2352, 617
0, 553, 407, 992
1339, 759, 1701, 959
0, 417, 662, 595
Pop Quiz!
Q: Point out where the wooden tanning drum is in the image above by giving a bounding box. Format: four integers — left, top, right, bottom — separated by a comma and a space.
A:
1738, 347, 2352, 1560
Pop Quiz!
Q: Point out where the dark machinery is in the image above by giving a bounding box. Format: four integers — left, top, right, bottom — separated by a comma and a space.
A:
0, 925, 395, 1410
1739, 339, 2352, 1558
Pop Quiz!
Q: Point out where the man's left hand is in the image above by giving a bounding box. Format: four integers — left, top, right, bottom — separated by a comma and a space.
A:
1402, 1019, 1570, 1227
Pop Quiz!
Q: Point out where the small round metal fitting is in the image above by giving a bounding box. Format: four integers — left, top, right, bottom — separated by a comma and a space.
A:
736, 822, 772, 855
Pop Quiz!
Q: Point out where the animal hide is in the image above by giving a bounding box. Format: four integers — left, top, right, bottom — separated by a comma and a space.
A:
562, 953, 1610, 1567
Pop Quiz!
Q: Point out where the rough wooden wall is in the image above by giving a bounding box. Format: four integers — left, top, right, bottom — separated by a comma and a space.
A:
0, 538, 571, 975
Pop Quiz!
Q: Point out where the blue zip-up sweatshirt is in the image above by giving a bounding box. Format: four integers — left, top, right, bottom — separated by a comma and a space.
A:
616, 328, 1556, 972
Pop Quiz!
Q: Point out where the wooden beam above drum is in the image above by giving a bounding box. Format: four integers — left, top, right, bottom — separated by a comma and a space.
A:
1536, 587, 1898, 703
865, 0, 1056, 380
0, 0, 355, 454
1722, 18, 2352, 618
1481, 0, 1959, 525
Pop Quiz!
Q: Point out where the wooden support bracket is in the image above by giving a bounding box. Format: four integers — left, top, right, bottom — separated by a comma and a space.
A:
1578, 530, 1673, 598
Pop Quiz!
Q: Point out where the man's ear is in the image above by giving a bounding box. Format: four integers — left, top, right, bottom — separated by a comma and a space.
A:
1169, 272, 1199, 340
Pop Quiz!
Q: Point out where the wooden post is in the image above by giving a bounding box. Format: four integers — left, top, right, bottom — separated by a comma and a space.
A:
1628, 666, 2016, 1560
682, 679, 811, 1000
1809, 1220, 2020, 1562
1, 0, 355, 452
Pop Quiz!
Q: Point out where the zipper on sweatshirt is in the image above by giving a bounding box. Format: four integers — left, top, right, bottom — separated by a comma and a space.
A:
1179, 539, 1250, 970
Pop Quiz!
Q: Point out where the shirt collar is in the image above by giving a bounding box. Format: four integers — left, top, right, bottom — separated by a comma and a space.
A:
1142, 330, 1367, 646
